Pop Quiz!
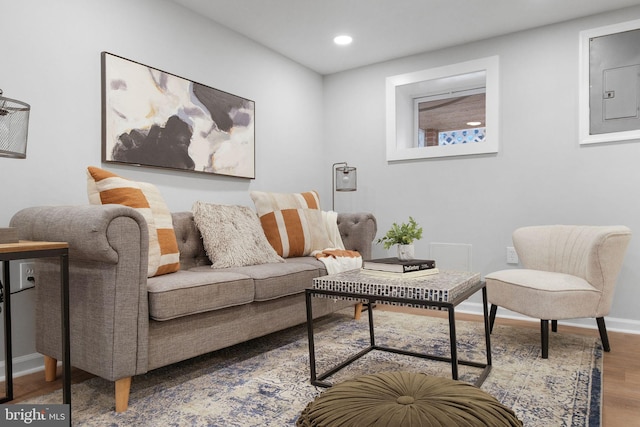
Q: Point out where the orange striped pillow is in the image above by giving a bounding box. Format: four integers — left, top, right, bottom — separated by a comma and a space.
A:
249, 191, 330, 258
87, 166, 180, 277
259, 208, 332, 257
250, 190, 320, 216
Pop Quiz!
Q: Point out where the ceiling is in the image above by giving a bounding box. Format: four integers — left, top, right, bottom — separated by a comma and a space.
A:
169, 0, 640, 75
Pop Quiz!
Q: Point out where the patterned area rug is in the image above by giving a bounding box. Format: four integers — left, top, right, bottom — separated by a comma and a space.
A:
26, 308, 602, 426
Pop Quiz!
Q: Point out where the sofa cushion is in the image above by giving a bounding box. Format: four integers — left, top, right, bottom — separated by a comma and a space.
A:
285, 256, 328, 275
87, 166, 180, 277
223, 261, 320, 301
147, 270, 254, 321
192, 201, 284, 268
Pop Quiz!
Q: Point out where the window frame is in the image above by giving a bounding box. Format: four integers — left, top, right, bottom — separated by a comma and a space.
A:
386, 56, 500, 161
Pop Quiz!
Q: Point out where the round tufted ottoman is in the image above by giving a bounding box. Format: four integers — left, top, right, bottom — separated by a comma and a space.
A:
297, 371, 522, 427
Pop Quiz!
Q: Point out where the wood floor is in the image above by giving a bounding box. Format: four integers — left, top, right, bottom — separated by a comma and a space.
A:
4, 309, 640, 426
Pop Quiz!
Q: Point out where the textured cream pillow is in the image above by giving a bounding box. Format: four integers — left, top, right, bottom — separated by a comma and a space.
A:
87, 166, 180, 277
192, 201, 284, 268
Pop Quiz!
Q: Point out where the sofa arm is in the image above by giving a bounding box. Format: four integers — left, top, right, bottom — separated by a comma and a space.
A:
10, 205, 150, 381
337, 212, 377, 260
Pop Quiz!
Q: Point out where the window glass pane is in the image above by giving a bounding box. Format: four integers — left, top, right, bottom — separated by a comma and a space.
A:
416, 91, 486, 147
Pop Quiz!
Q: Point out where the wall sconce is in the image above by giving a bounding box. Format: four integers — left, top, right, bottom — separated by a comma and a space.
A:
0, 89, 30, 159
332, 162, 357, 211
0, 89, 30, 243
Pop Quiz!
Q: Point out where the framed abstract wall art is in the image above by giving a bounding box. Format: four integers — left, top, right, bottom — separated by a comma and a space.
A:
101, 52, 255, 178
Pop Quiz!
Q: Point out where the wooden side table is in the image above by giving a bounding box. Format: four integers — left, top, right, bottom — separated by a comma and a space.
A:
0, 241, 70, 405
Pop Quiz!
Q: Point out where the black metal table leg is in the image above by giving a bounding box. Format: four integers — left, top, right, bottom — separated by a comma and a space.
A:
448, 306, 458, 380
61, 253, 71, 406
1, 260, 13, 403
305, 290, 317, 383
367, 298, 375, 347
482, 287, 492, 367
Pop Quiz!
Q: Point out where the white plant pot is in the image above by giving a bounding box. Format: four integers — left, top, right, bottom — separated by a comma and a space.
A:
397, 244, 415, 261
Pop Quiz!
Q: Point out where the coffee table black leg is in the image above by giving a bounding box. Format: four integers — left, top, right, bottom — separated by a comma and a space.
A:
367, 298, 375, 347
482, 286, 492, 367
305, 290, 317, 383
448, 306, 459, 380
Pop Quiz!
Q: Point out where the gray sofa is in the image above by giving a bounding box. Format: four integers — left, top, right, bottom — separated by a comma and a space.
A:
10, 205, 377, 412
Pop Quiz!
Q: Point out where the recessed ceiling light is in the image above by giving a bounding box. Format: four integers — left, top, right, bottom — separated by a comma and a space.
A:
334, 35, 353, 46
467, 121, 482, 126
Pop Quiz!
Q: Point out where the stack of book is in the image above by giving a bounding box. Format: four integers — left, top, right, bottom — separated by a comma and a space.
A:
361, 257, 438, 278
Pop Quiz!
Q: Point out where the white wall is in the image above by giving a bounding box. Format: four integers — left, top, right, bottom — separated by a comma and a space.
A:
2, 0, 326, 216
0, 0, 325, 371
325, 6, 640, 326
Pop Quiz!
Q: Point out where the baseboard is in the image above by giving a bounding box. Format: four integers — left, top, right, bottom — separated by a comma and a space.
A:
457, 301, 640, 334
0, 353, 45, 382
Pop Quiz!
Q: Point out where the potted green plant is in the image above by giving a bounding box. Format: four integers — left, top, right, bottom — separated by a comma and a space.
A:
376, 216, 423, 260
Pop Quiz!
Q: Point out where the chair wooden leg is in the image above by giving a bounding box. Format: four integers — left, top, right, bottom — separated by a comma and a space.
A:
354, 303, 363, 320
489, 304, 498, 333
44, 355, 58, 382
541, 320, 549, 359
551, 320, 558, 332
596, 317, 611, 352
115, 377, 132, 413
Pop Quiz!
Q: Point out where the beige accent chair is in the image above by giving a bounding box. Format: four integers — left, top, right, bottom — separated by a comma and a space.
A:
486, 225, 631, 359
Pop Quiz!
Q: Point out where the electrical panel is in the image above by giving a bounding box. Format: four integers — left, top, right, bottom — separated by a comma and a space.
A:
589, 28, 640, 135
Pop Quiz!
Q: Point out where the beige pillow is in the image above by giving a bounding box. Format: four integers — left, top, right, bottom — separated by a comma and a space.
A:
87, 166, 180, 277
192, 201, 284, 268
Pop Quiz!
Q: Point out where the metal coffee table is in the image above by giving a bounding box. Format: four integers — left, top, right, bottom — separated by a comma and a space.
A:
306, 269, 492, 387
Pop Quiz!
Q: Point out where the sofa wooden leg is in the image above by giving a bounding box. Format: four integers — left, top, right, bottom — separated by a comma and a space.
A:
115, 377, 132, 412
44, 355, 58, 382
354, 303, 363, 320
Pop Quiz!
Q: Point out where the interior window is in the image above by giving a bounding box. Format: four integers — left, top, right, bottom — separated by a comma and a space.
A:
386, 55, 499, 160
